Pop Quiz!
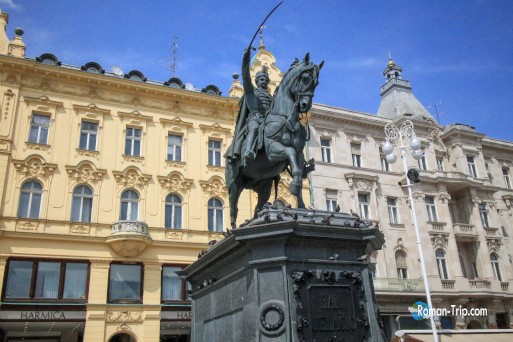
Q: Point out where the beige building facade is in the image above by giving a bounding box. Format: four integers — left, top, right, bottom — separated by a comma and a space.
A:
1, 10, 513, 342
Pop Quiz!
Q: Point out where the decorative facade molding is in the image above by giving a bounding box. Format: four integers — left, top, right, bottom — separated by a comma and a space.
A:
13, 156, 57, 182
16, 220, 39, 232
208, 233, 224, 242
413, 191, 425, 202
159, 116, 194, 129
23, 95, 64, 108
72, 103, 111, 118
200, 176, 227, 197
66, 161, 107, 186
70, 224, 91, 235
165, 230, 184, 240
106, 310, 142, 331
345, 173, 378, 191
90, 259, 111, 269
487, 238, 502, 253
437, 192, 451, 204
112, 167, 151, 190
158, 172, 193, 197
503, 195, 513, 209
430, 232, 449, 248
315, 126, 337, 139
3, 88, 15, 120
118, 110, 153, 122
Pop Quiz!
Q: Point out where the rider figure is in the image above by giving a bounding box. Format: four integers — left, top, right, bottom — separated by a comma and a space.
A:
241, 48, 274, 165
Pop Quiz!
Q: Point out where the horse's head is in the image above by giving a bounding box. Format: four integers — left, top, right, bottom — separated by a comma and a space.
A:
282, 53, 324, 113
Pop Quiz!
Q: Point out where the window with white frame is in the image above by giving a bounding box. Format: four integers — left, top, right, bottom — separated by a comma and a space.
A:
167, 134, 183, 161
208, 140, 222, 166
467, 156, 477, 178
418, 154, 427, 170
79, 121, 98, 151
503, 167, 511, 189
29, 114, 50, 144
479, 203, 489, 228
459, 255, 467, 278
387, 197, 399, 224
436, 249, 449, 280
125, 127, 142, 156
120, 189, 139, 221
71, 185, 93, 223
320, 139, 331, 163
436, 158, 444, 171
208, 198, 223, 232
18, 180, 43, 219
325, 190, 338, 212
351, 143, 362, 167
490, 253, 502, 281
358, 193, 370, 219
425, 196, 438, 222
395, 251, 408, 279
165, 194, 182, 229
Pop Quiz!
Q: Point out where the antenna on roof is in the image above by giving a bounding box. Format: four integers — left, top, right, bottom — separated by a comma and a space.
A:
427, 101, 446, 124
111, 65, 123, 77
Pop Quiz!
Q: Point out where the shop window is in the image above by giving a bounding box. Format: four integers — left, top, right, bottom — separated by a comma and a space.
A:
162, 265, 188, 302
108, 263, 142, 303
3, 259, 89, 300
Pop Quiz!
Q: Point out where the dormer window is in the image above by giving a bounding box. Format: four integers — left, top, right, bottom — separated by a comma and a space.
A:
81, 62, 104, 74
202, 85, 221, 96
125, 70, 146, 82
165, 77, 184, 89
36, 53, 61, 66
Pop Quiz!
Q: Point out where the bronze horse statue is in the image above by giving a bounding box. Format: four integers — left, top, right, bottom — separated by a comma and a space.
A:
225, 53, 323, 228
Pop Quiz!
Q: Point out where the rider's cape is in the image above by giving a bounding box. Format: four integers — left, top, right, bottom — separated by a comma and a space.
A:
225, 95, 249, 162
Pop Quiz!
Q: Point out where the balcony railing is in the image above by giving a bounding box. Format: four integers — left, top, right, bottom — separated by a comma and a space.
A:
484, 227, 501, 237
501, 282, 509, 292
111, 220, 149, 236
429, 222, 447, 232
373, 278, 424, 292
468, 279, 491, 290
441, 279, 455, 290
453, 223, 478, 241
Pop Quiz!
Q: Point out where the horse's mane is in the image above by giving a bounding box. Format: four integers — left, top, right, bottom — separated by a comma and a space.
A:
273, 59, 319, 97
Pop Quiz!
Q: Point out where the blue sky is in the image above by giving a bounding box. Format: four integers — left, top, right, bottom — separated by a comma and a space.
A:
3, 0, 513, 141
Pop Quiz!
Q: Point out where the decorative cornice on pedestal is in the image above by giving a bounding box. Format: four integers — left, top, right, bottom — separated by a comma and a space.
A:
158, 172, 193, 196
159, 116, 194, 128
66, 161, 107, 185
13, 155, 57, 181
72, 103, 111, 117
23, 95, 64, 108
112, 167, 151, 190
200, 176, 227, 197
199, 122, 231, 134
118, 109, 153, 122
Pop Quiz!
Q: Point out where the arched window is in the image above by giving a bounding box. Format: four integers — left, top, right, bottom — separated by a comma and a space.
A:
208, 198, 223, 232
490, 253, 502, 281
71, 185, 93, 222
120, 190, 139, 221
18, 180, 43, 218
395, 251, 407, 279
436, 249, 449, 280
165, 194, 182, 229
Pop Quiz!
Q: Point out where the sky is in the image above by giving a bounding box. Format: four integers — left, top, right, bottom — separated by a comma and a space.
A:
3, 0, 513, 141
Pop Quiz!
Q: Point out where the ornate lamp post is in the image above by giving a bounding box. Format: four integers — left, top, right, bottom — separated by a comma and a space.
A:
382, 120, 439, 341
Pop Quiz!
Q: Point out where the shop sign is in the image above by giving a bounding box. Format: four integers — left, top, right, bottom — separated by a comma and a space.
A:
160, 311, 192, 320
0, 311, 86, 320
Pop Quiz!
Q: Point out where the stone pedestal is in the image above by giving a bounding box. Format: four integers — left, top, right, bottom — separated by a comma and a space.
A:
179, 208, 386, 342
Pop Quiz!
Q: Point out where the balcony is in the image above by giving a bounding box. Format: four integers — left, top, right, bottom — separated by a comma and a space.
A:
106, 220, 153, 257
422, 170, 485, 192
484, 226, 501, 238
373, 278, 424, 293
453, 223, 478, 241
428, 222, 447, 232
468, 279, 491, 290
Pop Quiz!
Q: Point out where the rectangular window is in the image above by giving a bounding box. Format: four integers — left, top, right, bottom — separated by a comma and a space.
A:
125, 127, 142, 156
351, 143, 361, 167
167, 134, 183, 161
162, 266, 187, 302
325, 190, 337, 212
29, 114, 50, 144
208, 140, 222, 166
467, 156, 477, 178
436, 158, 444, 171
321, 139, 331, 163
426, 196, 438, 222
479, 203, 489, 228
418, 155, 427, 171
387, 197, 399, 224
108, 263, 142, 303
381, 157, 390, 172
3, 259, 89, 300
358, 194, 370, 219
79, 121, 98, 151
503, 168, 511, 189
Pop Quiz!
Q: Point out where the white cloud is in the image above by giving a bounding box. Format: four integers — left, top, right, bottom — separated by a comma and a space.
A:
0, 0, 23, 11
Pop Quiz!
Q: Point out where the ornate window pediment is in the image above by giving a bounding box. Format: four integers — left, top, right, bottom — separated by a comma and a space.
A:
158, 171, 193, 197
13, 155, 57, 182
430, 232, 449, 249
200, 176, 227, 197
112, 166, 151, 191
487, 238, 502, 253
344, 172, 378, 191
65, 161, 106, 186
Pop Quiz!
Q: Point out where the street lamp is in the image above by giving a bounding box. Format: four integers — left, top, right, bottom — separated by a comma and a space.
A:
383, 120, 439, 342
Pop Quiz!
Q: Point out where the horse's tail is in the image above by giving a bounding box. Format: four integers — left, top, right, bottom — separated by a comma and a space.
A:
273, 174, 280, 202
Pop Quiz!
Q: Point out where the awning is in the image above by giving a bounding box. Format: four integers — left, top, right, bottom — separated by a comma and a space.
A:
392, 329, 513, 342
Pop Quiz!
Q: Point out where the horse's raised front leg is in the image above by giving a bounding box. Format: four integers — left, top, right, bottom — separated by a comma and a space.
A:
268, 141, 302, 196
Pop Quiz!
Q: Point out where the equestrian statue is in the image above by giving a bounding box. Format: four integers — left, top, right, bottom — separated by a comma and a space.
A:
225, 47, 323, 228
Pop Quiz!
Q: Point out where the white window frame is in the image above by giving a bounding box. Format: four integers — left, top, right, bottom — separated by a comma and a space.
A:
208, 198, 224, 232
358, 193, 370, 219
325, 190, 337, 212
29, 114, 50, 144
467, 156, 478, 178
125, 127, 142, 156
503, 168, 511, 189
167, 134, 183, 162
418, 155, 427, 171
381, 156, 390, 172
425, 196, 438, 222
165, 194, 182, 229
436, 249, 449, 280
120, 189, 139, 221
351, 143, 362, 167
71, 185, 93, 223
18, 180, 43, 219
479, 203, 489, 228
491, 254, 502, 281
436, 158, 444, 171
79, 121, 98, 151
387, 197, 399, 224
208, 140, 222, 166
320, 139, 331, 163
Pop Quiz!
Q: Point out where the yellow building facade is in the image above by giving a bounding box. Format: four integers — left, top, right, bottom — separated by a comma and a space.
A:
0, 11, 308, 342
